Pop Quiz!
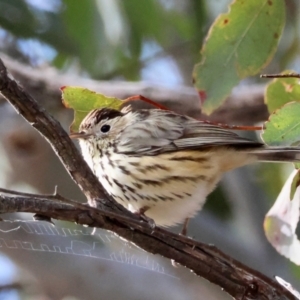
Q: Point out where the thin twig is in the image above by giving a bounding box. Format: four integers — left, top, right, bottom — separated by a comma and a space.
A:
261, 73, 300, 79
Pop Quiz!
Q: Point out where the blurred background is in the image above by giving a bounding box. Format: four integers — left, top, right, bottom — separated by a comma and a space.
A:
0, 0, 299, 299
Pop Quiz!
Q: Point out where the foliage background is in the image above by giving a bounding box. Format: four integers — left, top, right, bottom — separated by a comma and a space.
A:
0, 0, 300, 299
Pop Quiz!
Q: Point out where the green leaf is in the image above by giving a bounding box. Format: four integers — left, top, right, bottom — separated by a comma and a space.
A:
0, 0, 36, 37
61, 86, 123, 132
262, 102, 300, 146
0, 0, 76, 54
265, 71, 300, 113
193, 0, 285, 115
122, 0, 165, 56
61, 0, 107, 76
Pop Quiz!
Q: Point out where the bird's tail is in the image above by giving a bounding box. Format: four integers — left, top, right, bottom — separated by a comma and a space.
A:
249, 147, 300, 163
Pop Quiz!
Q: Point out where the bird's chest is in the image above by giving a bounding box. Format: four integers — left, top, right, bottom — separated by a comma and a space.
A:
79, 141, 117, 192
90, 149, 135, 202
79, 143, 221, 226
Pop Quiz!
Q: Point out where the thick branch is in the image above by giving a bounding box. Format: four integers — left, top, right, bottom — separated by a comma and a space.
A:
0, 59, 295, 300
0, 193, 295, 300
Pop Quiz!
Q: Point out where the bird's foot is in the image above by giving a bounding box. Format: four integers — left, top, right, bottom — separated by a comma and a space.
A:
135, 206, 156, 230
180, 218, 190, 236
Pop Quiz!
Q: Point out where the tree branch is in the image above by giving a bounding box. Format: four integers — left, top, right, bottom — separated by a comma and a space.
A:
0, 282, 23, 292
0, 192, 295, 300
0, 59, 295, 300
0, 53, 268, 124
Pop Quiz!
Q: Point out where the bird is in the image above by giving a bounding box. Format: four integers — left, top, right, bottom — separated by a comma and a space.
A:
70, 107, 300, 231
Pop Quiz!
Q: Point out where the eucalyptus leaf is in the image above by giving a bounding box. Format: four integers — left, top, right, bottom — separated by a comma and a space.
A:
262, 102, 300, 146
62, 86, 123, 132
265, 71, 300, 113
193, 0, 285, 115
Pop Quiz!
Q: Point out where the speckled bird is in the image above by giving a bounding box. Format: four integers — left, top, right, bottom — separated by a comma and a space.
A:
70, 107, 300, 230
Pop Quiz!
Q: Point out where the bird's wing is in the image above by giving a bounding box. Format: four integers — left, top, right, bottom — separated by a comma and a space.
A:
116, 110, 262, 156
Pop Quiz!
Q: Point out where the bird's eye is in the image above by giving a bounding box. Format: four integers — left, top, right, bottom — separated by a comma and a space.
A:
101, 124, 110, 133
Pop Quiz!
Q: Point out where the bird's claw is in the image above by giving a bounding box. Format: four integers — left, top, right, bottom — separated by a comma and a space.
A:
140, 213, 156, 230
135, 206, 156, 230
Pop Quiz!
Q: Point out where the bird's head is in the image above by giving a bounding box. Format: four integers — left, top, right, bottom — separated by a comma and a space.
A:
69, 108, 130, 143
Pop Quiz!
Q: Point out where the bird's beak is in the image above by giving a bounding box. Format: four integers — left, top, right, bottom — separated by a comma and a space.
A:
69, 132, 92, 140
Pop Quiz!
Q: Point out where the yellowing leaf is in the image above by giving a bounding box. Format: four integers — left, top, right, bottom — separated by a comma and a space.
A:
265, 70, 300, 113
290, 170, 300, 200
193, 0, 285, 115
61, 86, 123, 132
264, 170, 300, 265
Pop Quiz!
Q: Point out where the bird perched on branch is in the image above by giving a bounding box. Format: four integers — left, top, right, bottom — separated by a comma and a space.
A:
70, 107, 299, 232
